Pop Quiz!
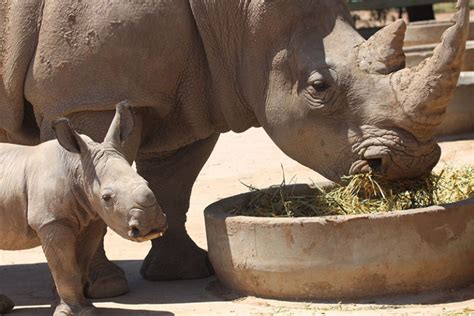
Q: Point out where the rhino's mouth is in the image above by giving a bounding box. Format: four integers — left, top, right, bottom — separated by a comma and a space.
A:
348, 141, 440, 180
349, 157, 384, 175
129, 226, 168, 243
348, 125, 442, 180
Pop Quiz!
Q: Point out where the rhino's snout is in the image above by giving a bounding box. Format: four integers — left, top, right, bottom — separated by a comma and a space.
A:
128, 223, 168, 242
348, 125, 442, 180
366, 158, 383, 174
128, 226, 141, 239
349, 143, 441, 180
133, 185, 158, 208
128, 210, 167, 242
349, 157, 385, 175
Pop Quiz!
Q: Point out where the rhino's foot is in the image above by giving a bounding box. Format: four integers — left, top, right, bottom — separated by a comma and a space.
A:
141, 232, 214, 281
85, 260, 128, 299
53, 303, 73, 316
0, 295, 14, 314
54, 302, 97, 316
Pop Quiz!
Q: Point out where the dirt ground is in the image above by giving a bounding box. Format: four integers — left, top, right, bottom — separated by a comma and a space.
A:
1, 128, 473, 316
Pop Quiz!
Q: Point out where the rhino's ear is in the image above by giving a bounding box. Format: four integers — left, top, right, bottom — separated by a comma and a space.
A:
104, 100, 135, 147
52, 118, 86, 154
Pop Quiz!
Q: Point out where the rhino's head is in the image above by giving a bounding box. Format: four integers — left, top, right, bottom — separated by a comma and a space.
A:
193, 0, 469, 181
52, 102, 167, 242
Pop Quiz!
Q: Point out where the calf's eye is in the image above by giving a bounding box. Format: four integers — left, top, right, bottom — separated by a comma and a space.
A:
102, 194, 112, 202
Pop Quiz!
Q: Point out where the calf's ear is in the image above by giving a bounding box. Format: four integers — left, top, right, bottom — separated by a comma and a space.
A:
51, 118, 86, 154
104, 100, 135, 147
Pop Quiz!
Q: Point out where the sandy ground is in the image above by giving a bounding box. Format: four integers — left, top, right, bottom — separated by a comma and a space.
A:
1, 128, 473, 316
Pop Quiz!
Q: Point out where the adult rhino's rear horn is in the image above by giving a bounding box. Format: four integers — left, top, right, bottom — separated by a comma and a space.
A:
357, 19, 407, 75
390, 0, 470, 133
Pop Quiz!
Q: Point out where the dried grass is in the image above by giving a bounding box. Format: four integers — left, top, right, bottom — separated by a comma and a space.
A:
230, 166, 474, 218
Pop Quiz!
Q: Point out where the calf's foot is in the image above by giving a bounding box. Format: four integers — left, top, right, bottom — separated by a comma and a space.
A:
141, 231, 214, 281
0, 295, 14, 314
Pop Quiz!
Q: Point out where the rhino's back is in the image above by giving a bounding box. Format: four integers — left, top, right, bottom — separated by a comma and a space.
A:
26, 0, 190, 110
23, 0, 213, 152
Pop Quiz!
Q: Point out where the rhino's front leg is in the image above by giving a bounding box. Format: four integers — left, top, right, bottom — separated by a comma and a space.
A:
137, 134, 219, 280
37, 223, 97, 316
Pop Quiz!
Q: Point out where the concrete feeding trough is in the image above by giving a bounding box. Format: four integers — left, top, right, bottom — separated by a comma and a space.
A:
205, 184, 474, 300
404, 21, 474, 71
405, 40, 474, 71
404, 20, 474, 47
435, 71, 474, 136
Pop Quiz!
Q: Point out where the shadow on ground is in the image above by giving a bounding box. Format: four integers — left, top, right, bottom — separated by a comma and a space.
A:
0, 260, 220, 315
10, 307, 172, 315
1, 260, 473, 314
207, 276, 474, 306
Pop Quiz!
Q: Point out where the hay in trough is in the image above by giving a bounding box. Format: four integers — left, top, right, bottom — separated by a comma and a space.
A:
230, 165, 474, 218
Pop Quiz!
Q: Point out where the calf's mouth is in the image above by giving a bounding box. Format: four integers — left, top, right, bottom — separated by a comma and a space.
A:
128, 225, 168, 243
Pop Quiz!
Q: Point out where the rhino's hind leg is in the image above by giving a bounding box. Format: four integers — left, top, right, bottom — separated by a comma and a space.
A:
84, 225, 129, 299
137, 134, 219, 280
0, 295, 14, 314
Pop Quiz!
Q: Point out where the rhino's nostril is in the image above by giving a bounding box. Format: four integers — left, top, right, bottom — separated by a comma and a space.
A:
128, 226, 140, 239
367, 158, 383, 174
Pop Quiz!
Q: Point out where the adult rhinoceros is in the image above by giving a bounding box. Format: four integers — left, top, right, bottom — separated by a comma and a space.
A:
0, 0, 469, 298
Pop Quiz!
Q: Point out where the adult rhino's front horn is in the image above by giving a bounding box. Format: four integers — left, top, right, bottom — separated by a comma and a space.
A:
392, 0, 469, 137
358, 0, 469, 139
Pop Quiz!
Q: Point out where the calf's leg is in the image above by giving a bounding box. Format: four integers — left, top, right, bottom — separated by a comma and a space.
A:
137, 134, 219, 280
38, 223, 96, 316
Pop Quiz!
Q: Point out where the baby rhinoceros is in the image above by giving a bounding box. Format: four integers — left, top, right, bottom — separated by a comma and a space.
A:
0, 103, 167, 315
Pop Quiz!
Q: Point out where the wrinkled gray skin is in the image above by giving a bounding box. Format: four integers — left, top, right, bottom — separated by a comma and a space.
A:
0, 104, 167, 315
0, 0, 469, 298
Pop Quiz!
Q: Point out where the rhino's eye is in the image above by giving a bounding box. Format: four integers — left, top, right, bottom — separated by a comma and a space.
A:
305, 69, 339, 110
101, 191, 114, 206
307, 79, 332, 103
307, 71, 333, 97
312, 80, 330, 92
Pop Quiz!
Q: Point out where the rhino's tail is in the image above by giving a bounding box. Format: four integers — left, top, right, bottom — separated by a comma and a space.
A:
0, 0, 43, 145
0, 294, 14, 314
